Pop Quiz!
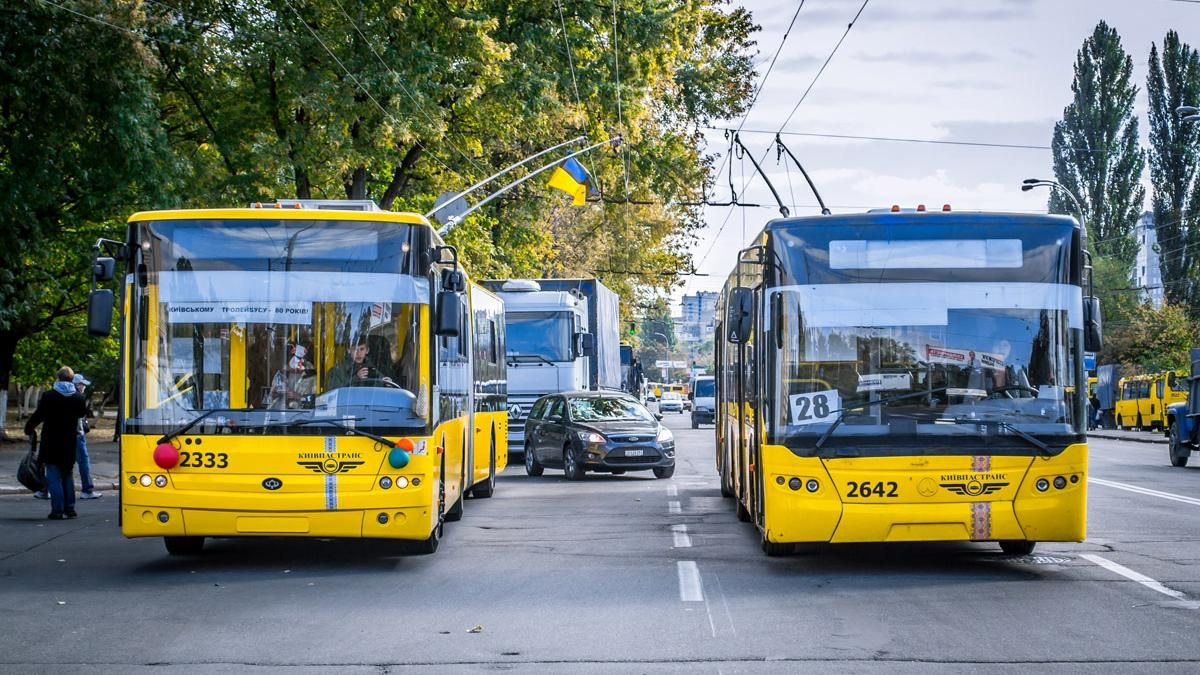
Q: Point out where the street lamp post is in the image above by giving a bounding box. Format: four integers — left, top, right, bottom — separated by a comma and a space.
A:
1021, 178, 1087, 236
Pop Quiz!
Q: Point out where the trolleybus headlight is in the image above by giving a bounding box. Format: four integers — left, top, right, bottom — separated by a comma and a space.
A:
377, 513, 389, 524
396, 476, 409, 489
140, 474, 152, 487
157, 511, 169, 523
776, 476, 785, 485
806, 479, 820, 493
154, 475, 168, 488
380, 477, 393, 489
1070, 474, 1079, 484
129, 475, 138, 485
788, 478, 802, 491
1053, 476, 1067, 490
1035, 478, 1050, 492
412, 477, 421, 487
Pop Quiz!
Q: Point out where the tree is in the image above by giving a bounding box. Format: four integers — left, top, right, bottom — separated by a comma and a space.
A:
1050, 21, 1145, 268
1099, 302, 1197, 372
1146, 31, 1200, 311
0, 2, 173, 438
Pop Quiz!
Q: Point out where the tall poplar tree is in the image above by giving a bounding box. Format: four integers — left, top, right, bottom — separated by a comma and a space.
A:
1147, 30, 1200, 311
1050, 21, 1145, 269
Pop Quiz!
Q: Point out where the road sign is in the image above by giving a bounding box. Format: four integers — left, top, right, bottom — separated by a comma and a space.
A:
654, 360, 689, 368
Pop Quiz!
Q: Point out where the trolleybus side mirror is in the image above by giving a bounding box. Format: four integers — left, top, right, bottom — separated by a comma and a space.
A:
577, 332, 596, 357
726, 287, 753, 344
92, 256, 116, 283
1084, 296, 1103, 352
436, 291, 463, 337
87, 289, 115, 337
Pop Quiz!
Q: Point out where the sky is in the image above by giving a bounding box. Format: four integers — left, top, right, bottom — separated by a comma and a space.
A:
674, 0, 1200, 309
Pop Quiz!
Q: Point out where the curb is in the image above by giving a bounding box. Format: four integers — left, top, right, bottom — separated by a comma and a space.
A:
1088, 431, 1167, 445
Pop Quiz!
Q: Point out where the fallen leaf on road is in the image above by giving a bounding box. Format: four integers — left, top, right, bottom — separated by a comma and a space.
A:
56, 601, 66, 605
57, 559, 66, 563
467, 625, 483, 633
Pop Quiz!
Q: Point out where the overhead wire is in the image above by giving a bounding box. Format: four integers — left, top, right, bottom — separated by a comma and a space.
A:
328, 0, 489, 180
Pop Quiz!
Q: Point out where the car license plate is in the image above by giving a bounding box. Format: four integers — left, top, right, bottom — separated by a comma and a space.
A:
625, 449, 644, 457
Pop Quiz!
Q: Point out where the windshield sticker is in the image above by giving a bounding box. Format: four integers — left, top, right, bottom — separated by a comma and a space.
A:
925, 345, 1005, 368
856, 373, 911, 392
167, 301, 313, 325
946, 388, 988, 398
789, 389, 841, 426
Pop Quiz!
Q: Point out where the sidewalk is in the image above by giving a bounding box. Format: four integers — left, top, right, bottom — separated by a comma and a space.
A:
1089, 428, 1168, 445
0, 435, 120, 495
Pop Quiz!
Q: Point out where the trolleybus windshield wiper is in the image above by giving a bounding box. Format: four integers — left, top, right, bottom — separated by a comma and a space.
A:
813, 387, 953, 452
287, 417, 397, 448
508, 353, 555, 365
156, 408, 245, 445
945, 417, 1052, 456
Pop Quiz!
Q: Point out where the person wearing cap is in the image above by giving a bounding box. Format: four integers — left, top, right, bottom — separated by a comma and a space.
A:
73, 373, 101, 499
24, 367, 88, 519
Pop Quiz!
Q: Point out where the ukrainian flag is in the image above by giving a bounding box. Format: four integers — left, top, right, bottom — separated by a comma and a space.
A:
547, 157, 590, 206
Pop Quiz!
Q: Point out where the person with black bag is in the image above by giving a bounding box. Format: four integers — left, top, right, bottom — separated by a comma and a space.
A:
24, 367, 88, 520
17, 430, 44, 494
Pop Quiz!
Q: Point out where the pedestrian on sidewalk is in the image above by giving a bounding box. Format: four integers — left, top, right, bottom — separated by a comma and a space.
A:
24, 367, 88, 520
74, 373, 102, 500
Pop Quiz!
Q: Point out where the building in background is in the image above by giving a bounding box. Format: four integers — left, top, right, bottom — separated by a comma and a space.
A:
678, 291, 718, 343
1134, 212, 1163, 308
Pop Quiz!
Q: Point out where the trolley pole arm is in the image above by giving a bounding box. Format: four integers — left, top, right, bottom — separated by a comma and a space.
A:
775, 135, 831, 215
425, 135, 587, 220
438, 136, 622, 236
732, 134, 789, 218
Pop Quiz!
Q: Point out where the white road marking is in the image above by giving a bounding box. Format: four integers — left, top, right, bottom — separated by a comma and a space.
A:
677, 560, 704, 602
667, 484, 678, 497
668, 500, 682, 514
1090, 477, 1200, 507
672, 524, 692, 548
1081, 553, 1188, 601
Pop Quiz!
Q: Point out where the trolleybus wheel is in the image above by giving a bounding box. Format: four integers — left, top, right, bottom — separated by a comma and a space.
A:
164, 536, 205, 556
472, 437, 497, 498
445, 493, 465, 522
1169, 423, 1189, 467
999, 540, 1036, 556
525, 444, 544, 476
735, 497, 751, 523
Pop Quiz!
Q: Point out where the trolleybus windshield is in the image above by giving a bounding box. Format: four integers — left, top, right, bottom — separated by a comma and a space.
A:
767, 217, 1085, 456
127, 218, 431, 436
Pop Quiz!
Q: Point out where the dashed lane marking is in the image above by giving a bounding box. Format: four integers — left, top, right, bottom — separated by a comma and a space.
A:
672, 524, 692, 548
1090, 477, 1200, 507
677, 560, 704, 602
669, 500, 682, 514
667, 484, 678, 497
1081, 553, 1189, 602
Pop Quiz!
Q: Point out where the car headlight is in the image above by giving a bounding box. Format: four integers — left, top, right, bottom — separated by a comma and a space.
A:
577, 430, 606, 443
657, 427, 674, 443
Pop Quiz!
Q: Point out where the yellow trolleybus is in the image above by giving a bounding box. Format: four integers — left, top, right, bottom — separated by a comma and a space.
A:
715, 210, 1102, 556
1114, 371, 1187, 431
87, 200, 506, 555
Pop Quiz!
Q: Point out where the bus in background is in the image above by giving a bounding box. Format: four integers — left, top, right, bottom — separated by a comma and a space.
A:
1114, 371, 1187, 431
85, 200, 504, 556
715, 209, 1100, 556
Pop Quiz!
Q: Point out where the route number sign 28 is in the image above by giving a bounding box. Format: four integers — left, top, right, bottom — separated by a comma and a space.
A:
789, 389, 841, 426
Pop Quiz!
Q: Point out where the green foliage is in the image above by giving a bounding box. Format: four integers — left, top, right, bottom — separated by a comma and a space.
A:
1050, 21, 1145, 268
1100, 302, 1197, 372
1146, 31, 1200, 312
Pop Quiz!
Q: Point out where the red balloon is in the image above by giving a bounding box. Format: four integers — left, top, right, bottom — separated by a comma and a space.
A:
154, 443, 180, 470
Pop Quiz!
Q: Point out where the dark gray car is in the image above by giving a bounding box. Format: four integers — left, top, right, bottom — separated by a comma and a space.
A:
524, 392, 676, 480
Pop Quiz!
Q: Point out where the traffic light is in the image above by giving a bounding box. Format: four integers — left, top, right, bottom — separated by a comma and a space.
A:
628, 321, 637, 335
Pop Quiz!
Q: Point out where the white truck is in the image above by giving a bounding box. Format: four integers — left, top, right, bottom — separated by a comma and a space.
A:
481, 278, 621, 454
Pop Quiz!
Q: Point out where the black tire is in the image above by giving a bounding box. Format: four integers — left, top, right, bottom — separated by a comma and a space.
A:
761, 534, 791, 557
563, 445, 585, 481
653, 465, 675, 479
471, 436, 497, 498
410, 469, 446, 554
999, 540, 1036, 556
445, 492, 464, 522
1169, 423, 1189, 467
164, 536, 204, 556
525, 444, 544, 476
735, 497, 751, 522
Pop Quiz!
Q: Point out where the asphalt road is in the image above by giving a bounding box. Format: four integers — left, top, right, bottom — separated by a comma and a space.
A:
2, 412, 1200, 673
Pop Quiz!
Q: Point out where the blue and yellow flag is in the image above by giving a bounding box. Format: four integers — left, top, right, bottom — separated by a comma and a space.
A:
547, 157, 590, 206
